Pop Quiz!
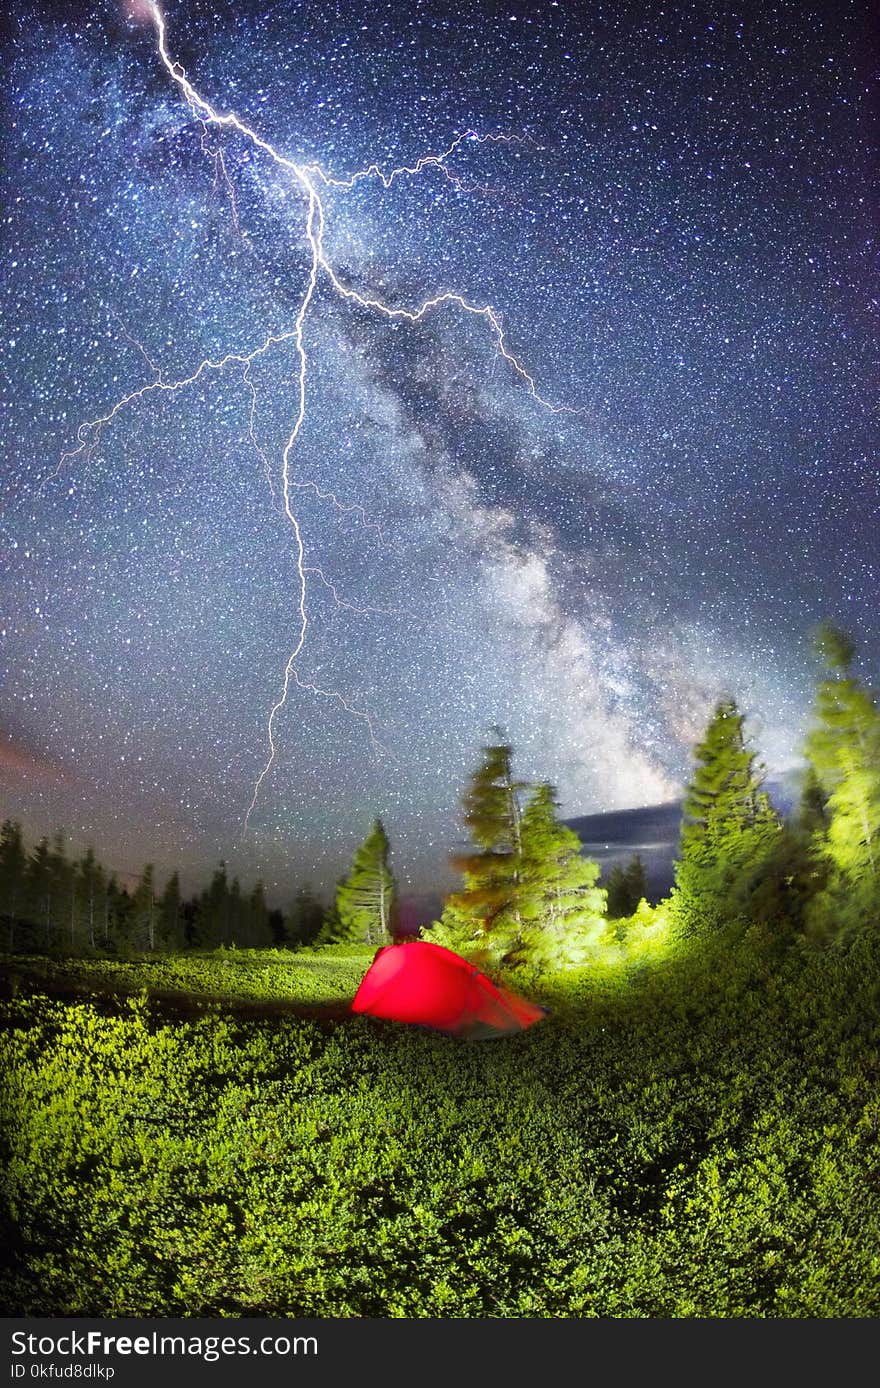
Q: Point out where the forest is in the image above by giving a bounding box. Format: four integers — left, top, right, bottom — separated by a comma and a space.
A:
1, 620, 879, 1317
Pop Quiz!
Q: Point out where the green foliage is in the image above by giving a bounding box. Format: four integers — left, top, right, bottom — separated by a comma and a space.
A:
3, 932, 880, 1317
674, 698, 781, 927
335, 820, 395, 946
803, 624, 880, 938
508, 784, 607, 971
605, 854, 649, 919
1, 946, 371, 1008
423, 902, 479, 957
447, 733, 526, 945
4, 618, 880, 1316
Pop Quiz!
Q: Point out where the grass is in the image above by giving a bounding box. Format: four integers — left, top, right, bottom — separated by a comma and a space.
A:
2, 928, 879, 1317
0, 946, 372, 1013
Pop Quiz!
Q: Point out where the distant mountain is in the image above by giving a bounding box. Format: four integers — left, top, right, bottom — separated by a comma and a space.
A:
566, 768, 805, 904
401, 770, 806, 926
565, 800, 682, 902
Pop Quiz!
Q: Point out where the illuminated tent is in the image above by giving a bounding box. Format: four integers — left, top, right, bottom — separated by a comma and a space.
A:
351, 940, 547, 1039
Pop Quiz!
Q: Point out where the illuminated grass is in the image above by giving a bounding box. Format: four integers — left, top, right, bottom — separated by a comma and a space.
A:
2, 929, 880, 1317
0, 947, 373, 1009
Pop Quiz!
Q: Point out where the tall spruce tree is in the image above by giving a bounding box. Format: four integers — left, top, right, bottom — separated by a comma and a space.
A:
335, 820, 395, 945
286, 884, 325, 948
27, 837, 53, 950
49, 833, 71, 951
158, 871, 183, 950
193, 863, 229, 947
247, 881, 272, 948
512, 783, 606, 967
315, 896, 345, 946
605, 854, 649, 918
445, 733, 527, 949
674, 698, 780, 924
803, 623, 880, 936
130, 864, 157, 951
77, 848, 103, 952
0, 820, 26, 950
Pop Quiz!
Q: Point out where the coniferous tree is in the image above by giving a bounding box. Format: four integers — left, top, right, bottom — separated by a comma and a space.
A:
738, 756, 840, 934
511, 783, 606, 968
130, 864, 157, 951
66, 851, 88, 953
606, 854, 649, 918
105, 875, 131, 953
193, 863, 229, 947
797, 764, 830, 837
336, 820, 395, 945
0, 820, 27, 950
49, 832, 71, 951
267, 906, 286, 946
623, 854, 649, 910
27, 837, 53, 950
315, 895, 345, 946
444, 733, 527, 951
803, 623, 880, 936
285, 884, 325, 948
604, 864, 628, 920
673, 698, 781, 926
77, 848, 102, 952
158, 871, 183, 950
228, 875, 244, 946
248, 881, 272, 948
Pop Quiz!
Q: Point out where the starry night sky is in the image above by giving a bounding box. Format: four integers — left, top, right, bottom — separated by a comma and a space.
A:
2, 0, 877, 903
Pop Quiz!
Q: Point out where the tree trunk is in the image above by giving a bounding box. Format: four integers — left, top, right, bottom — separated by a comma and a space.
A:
378, 876, 387, 941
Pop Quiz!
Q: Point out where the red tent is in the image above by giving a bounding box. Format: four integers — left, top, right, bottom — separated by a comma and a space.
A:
351, 940, 547, 1039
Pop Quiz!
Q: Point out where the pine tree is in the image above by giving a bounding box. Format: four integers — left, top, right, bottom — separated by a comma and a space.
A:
66, 850, 89, 953
336, 820, 395, 945
248, 881, 272, 948
49, 832, 72, 951
446, 733, 527, 950
286, 885, 325, 948
673, 698, 781, 925
193, 863, 229, 947
624, 854, 649, 910
130, 864, 157, 951
27, 837, 53, 950
797, 765, 830, 837
315, 895, 345, 946
511, 783, 606, 968
803, 623, 880, 936
0, 820, 26, 950
158, 871, 183, 950
736, 760, 840, 936
606, 854, 649, 918
104, 874, 129, 952
228, 875, 244, 946
77, 848, 103, 952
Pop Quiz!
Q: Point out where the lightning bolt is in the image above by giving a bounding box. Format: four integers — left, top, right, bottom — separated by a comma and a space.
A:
53, 1, 580, 831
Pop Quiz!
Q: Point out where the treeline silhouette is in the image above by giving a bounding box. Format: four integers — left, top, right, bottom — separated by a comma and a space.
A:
0, 839, 328, 956
2, 620, 878, 960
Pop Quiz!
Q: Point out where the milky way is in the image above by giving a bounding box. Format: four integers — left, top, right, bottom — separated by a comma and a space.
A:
2, 0, 877, 900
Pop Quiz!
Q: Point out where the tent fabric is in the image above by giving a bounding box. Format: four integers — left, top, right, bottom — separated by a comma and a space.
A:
351, 940, 547, 1039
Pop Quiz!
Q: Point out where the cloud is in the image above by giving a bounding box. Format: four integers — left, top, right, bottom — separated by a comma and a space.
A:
0, 729, 69, 785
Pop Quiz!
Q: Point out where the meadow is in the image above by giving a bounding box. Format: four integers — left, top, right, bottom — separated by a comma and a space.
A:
2, 926, 880, 1318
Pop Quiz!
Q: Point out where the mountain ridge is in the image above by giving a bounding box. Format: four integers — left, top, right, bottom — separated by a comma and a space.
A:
565, 768, 805, 902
